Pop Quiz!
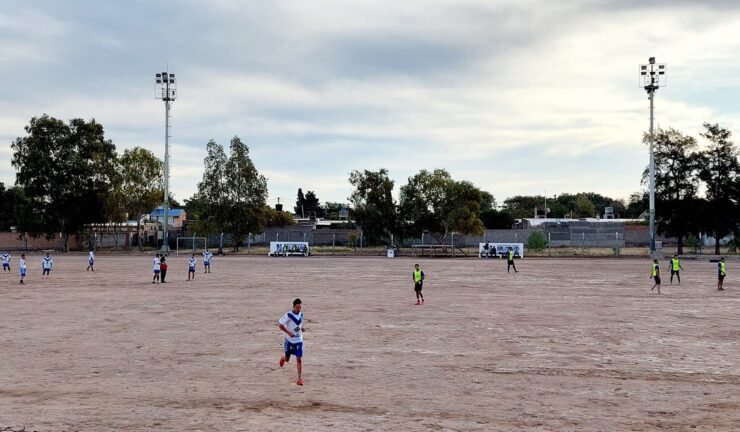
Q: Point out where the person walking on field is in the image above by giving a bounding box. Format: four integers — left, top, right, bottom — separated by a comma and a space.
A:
152, 254, 161, 284
42, 252, 53, 279
412, 263, 425, 305
717, 257, 727, 291
19, 253, 27, 285
507, 247, 518, 273
2, 251, 11, 272
650, 259, 661, 294
670, 255, 683, 285
160, 256, 168, 283
278, 298, 305, 386
86, 249, 95, 271
187, 254, 197, 281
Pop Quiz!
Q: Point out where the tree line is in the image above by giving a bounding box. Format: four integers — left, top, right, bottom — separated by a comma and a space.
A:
4, 115, 739, 252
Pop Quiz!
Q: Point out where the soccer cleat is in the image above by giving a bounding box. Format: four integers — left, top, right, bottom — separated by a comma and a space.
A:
296, 378, 304, 386
415, 301, 420, 305
279, 358, 285, 367
421, 299, 424, 305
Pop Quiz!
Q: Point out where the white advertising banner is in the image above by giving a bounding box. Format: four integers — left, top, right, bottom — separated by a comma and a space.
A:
479, 242, 524, 258
269, 241, 310, 257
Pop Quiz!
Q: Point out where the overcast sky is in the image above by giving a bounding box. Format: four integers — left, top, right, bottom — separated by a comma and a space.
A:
2, 0, 740, 208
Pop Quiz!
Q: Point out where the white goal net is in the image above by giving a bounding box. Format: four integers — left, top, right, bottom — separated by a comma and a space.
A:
176, 237, 208, 257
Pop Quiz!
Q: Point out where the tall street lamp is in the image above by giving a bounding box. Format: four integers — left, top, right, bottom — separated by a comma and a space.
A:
155, 70, 176, 253
639, 57, 666, 256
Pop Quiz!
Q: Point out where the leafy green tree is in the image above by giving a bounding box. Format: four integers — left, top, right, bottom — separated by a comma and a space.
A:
118, 147, 163, 250
573, 193, 596, 218
223, 136, 268, 250
481, 191, 496, 211
0, 183, 27, 231
625, 191, 648, 218
11, 115, 118, 250
323, 202, 350, 219
644, 128, 700, 254
527, 231, 548, 251
264, 207, 296, 227
480, 208, 515, 229
698, 123, 740, 255
303, 190, 324, 218
348, 168, 398, 245
194, 139, 229, 237
399, 169, 484, 244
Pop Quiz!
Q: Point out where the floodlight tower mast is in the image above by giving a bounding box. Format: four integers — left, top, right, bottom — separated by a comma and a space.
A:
639, 57, 666, 256
155, 70, 177, 253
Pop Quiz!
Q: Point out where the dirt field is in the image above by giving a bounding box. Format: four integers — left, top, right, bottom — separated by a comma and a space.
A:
1, 254, 738, 431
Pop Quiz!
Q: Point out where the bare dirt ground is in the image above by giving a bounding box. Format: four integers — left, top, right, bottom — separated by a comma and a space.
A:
1, 254, 738, 431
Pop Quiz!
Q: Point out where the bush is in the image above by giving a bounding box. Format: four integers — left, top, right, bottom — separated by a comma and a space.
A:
527, 231, 548, 251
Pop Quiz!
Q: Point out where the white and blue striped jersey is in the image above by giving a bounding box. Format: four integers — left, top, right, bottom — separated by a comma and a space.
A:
88, 251, 95, 263
279, 311, 304, 344
19, 258, 27, 270
1, 252, 10, 265
203, 251, 213, 263
153, 256, 161, 271
42, 256, 53, 270
188, 257, 197, 269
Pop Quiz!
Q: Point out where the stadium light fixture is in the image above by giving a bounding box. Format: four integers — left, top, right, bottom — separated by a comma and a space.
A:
639, 57, 666, 256
155, 70, 177, 253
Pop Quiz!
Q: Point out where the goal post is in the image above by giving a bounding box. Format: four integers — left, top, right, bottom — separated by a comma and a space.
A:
176, 237, 208, 257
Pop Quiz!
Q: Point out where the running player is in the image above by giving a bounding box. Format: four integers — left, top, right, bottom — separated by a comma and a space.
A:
202, 249, 213, 273
670, 255, 683, 285
86, 249, 95, 271
278, 298, 305, 386
187, 254, 197, 281
2, 251, 10, 272
650, 259, 661, 294
19, 253, 27, 284
717, 257, 726, 291
412, 263, 425, 305
42, 252, 53, 279
152, 254, 161, 284
507, 247, 518, 273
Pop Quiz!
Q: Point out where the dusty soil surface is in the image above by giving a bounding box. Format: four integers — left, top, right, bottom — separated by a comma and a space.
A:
1, 255, 738, 431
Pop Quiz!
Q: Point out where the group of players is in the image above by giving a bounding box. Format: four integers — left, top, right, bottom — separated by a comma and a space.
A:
151, 249, 213, 283
649, 255, 728, 293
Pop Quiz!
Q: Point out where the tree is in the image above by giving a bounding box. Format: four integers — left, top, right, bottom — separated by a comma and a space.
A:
264, 207, 296, 227
348, 169, 398, 245
295, 188, 306, 216
625, 191, 648, 218
11, 115, 118, 251
644, 128, 700, 254
399, 169, 484, 244
573, 193, 596, 218
480, 208, 515, 229
223, 136, 268, 250
323, 202, 350, 220
118, 147, 163, 250
481, 191, 496, 211
194, 139, 229, 238
527, 231, 548, 251
0, 183, 27, 231
303, 190, 324, 218
698, 123, 740, 254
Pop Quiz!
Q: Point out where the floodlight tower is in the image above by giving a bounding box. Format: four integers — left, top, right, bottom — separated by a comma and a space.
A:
639, 57, 666, 256
155, 70, 176, 253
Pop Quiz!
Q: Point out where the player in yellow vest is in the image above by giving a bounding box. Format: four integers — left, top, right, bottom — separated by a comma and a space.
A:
506, 248, 518, 273
412, 263, 425, 305
669, 255, 683, 285
650, 259, 661, 294
717, 257, 726, 291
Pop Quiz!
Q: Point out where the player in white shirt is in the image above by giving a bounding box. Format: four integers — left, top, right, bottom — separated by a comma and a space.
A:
187, 254, 197, 281
1, 251, 10, 272
278, 298, 305, 386
42, 253, 53, 279
19, 253, 27, 284
202, 250, 213, 273
152, 254, 161, 284
86, 249, 95, 271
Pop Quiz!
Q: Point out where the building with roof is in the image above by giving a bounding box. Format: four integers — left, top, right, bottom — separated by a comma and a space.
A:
150, 207, 187, 229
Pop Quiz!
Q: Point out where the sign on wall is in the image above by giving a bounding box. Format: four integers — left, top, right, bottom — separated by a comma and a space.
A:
269, 241, 310, 257
478, 242, 524, 258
